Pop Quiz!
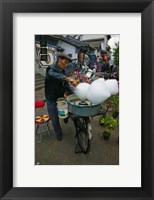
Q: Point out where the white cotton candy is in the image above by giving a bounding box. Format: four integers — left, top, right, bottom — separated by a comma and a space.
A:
105, 79, 119, 95
94, 78, 105, 83
86, 80, 111, 105
75, 83, 90, 100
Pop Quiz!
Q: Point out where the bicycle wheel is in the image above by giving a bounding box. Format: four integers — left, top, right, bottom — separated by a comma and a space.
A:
74, 117, 91, 154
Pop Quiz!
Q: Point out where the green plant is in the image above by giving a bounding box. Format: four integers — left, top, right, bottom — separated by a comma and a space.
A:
104, 95, 119, 118
113, 43, 119, 66
99, 115, 118, 140
100, 115, 118, 130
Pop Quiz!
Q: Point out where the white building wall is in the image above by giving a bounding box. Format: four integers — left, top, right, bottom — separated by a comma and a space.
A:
101, 42, 106, 51
80, 34, 105, 41
58, 41, 78, 60
104, 35, 108, 47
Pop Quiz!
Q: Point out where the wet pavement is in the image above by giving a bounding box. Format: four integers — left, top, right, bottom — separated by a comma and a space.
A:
35, 87, 119, 165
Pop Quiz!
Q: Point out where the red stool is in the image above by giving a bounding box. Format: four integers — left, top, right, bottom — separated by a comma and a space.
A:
35, 100, 51, 142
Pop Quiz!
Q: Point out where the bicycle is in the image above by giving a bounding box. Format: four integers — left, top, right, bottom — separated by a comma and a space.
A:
69, 109, 108, 154
71, 116, 91, 154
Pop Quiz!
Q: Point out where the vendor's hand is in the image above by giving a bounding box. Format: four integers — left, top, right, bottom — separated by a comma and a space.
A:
70, 79, 78, 87
65, 77, 78, 87
64, 93, 68, 98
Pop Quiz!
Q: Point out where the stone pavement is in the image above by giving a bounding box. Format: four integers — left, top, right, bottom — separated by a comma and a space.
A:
35, 88, 119, 165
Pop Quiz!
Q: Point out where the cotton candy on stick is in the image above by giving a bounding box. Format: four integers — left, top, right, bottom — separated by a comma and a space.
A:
75, 83, 90, 100
86, 79, 111, 105
105, 79, 119, 95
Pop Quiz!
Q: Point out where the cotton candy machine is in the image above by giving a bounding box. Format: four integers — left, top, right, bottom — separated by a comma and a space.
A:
66, 94, 101, 117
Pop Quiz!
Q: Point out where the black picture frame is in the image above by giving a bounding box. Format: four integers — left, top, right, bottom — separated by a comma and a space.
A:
0, 0, 154, 199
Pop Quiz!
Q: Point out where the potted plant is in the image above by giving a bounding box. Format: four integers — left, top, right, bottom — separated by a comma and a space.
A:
99, 115, 118, 140
103, 129, 111, 140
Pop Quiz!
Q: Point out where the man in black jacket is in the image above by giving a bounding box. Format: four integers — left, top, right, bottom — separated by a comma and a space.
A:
45, 53, 77, 141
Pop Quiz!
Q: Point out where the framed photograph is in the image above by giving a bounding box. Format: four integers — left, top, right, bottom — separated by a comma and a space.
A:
35, 34, 120, 164
0, 0, 154, 200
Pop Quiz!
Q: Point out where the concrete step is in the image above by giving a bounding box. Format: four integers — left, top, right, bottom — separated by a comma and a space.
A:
35, 82, 44, 88
35, 73, 44, 78
35, 74, 45, 91
35, 84, 45, 91
35, 79, 44, 84
35, 77, 45, 81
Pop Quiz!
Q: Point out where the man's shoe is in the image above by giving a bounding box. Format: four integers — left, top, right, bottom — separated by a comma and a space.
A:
57, 134, 62, 141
